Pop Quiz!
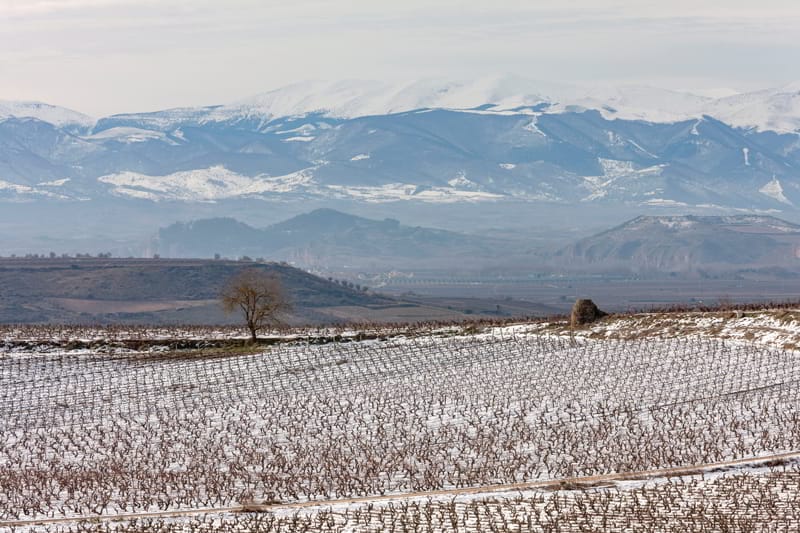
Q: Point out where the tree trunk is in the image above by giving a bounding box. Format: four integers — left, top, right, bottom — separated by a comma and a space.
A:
248, 325, 257, 344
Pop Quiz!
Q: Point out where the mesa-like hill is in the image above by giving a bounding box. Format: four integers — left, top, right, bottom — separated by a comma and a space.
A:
0, 258, 396, 324
0, 257, 542, 325
555, 215, 800, 275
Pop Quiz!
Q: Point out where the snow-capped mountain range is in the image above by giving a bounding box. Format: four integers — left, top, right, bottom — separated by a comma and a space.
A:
1, 76, 800, 209
219, 78, 800, 132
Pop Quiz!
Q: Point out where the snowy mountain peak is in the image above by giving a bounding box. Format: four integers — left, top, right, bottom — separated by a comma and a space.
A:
0, 100, 95, 129
213, 76, 800, 132
4, 77, 800, 134
778, 80, 800, 93
224, 76, 718, 123
709, 84, 800, 133
222, 76, 556, 120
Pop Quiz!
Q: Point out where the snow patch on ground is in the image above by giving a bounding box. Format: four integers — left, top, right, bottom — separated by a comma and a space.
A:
533, 309, 800, 350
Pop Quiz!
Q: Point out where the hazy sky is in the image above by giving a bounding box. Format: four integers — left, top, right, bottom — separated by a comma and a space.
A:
1, 0, 799, 116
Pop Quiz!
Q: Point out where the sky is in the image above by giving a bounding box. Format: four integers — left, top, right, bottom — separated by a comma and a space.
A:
0, 0, 799, 116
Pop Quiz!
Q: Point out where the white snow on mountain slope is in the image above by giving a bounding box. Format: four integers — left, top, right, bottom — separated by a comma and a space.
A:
218, 76, 552, 121
98, 166, 317, 202
546, 84, 712, 124
759, 178, 792, 205
325, 182, 505, 203
523, 117, 546, 136
0, 100, 95, 128
212, 77, 800, 132
581, 160, 666, 202
37, 178, 70, 187
96, 166, 506, 203
447, 171, 480, 189
0, 179, 71, 199
224, 77, 708, 123
690, 87, 743, 99
708, 82, 800, 133
0, 180, 37, 195
100, 106, 219, 130
211, 77, 727, 125
86, 127, 175, 144
5, 77, 800, 134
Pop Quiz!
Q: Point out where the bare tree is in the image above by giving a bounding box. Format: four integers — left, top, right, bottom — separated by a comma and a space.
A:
221, 269, 291, 342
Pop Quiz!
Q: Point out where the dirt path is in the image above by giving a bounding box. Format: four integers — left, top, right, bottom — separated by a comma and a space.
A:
2, 450, 798, 528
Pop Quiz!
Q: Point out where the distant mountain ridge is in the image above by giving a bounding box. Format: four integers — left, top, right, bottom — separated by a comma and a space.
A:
2, 76, 800, 211
157, 210, 800, 279
556, 214, 800, 274
0, 100, 94, 130
157, 208, 502, 267
10, 77, 800, 130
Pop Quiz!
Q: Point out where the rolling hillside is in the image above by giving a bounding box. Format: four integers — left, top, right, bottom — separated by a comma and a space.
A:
555, 215, 800, 275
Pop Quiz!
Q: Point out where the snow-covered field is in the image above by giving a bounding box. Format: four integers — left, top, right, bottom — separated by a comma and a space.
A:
1, 317, 799, 530
537, 308, 800, 350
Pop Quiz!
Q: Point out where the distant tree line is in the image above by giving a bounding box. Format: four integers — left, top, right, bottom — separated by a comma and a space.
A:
0, 253, 272, 260
0, 252, 115, 259
327, 277, 369, 292
212, 254, 271, 262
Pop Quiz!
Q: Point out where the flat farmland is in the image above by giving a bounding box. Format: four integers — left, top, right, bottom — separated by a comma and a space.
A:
383, 277, 800, 313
